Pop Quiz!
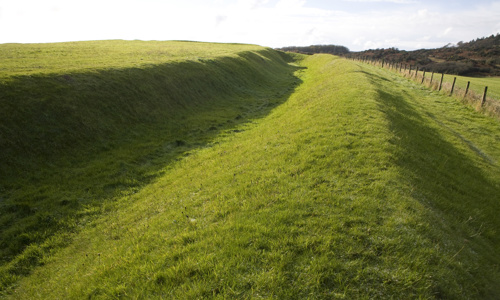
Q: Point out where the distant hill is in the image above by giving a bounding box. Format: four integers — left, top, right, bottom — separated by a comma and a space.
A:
278, 34, 500, 76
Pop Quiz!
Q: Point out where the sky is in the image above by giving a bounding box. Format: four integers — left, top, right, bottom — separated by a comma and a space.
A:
0, 0, 499, 51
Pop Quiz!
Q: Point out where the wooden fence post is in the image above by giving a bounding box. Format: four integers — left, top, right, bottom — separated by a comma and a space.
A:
421, 71, 426, 84
415, 67, 419, 78
430, 72, 434, 84
439, 73, 444, 91
464, 81, 470, 98
450, 77, 456, 96
481, 86, 488, 107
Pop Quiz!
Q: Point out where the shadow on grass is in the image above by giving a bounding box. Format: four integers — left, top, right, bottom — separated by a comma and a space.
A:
0, 50, 303, 291
366, 71, 500, 297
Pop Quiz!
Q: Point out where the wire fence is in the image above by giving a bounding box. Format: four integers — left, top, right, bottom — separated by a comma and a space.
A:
349, 57, 500, 119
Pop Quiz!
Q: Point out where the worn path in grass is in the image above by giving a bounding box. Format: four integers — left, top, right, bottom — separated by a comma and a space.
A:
6, 54, 500, 299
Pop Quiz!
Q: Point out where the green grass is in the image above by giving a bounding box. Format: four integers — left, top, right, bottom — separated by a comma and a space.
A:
441, 74, 500, 100
408, 69, 500, 100
0, 40, 262, 77
0, 41, 296, 178
387, 64, 500, 117
0, 41, 301, 294
2, 43, 500, 298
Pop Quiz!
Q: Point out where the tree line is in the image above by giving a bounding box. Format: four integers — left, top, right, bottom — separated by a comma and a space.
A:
345, 34, 500, 76
277, 45, 350, 56
278, 34, 500, 76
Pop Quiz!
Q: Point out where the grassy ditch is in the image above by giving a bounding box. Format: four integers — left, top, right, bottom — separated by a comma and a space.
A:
0, 41, 301, 293
5, 53, 500, 298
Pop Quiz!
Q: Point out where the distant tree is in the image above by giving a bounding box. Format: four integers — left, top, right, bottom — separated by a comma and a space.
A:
277, 45, 349, 55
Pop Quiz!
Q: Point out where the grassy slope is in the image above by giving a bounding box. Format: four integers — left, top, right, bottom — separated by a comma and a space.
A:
0, 40, 275, 178
0, 40, 262, 77
5, 53, 500, 299
0, 41, 301, 293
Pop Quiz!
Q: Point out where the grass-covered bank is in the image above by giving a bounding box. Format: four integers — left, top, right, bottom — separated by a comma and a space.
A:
362, 63, 500, 298
0, 41, 295, 179
5, 53, 500, 298
0, 41, 301, 293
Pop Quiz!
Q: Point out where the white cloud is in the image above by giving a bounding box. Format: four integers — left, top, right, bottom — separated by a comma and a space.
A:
439, 27, 454, 37
341, 0, 418, 3
215, 15, 228, 26
0, 0, 498, 50
238, 0, 270, 9
276, 0, 307, 10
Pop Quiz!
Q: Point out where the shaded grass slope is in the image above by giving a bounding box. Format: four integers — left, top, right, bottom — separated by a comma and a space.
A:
6, 54, 500, 299
0, 41, 301, 293
0, 41, 294, 179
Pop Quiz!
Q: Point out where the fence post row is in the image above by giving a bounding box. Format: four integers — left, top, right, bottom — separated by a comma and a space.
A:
351, 57, 490, 107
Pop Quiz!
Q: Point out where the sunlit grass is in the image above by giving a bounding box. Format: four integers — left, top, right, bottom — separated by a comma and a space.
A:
440, 74, 500, 100
0, 41, 300, 294
391, 66, 500, 117
405, 69, 500, 101
0, 40, 262, 78
5, 53, 500, 298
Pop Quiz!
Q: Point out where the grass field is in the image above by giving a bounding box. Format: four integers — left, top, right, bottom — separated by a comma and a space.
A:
441, 74, 500, 100
386, 65, 500, 117
0, 40, 301, 295
402, 68, 500, 101
1, 42, 500, 298
0, 40, 262, 77
0, 40, 294, 178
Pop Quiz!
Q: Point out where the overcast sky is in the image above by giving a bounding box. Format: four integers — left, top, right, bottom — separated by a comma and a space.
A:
0, 0, 499, 51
